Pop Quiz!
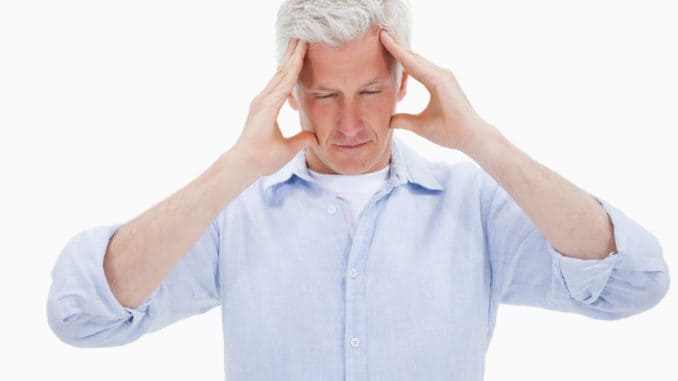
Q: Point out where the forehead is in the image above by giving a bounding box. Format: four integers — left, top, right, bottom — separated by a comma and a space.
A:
299, 29, 395, 88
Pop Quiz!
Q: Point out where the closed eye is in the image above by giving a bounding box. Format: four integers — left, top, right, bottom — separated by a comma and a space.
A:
314, 90, 380, 99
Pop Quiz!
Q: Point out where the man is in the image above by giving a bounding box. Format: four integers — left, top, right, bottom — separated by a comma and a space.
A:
47, 1, 669, 380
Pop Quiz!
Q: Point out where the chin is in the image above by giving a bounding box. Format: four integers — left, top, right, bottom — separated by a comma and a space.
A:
308, 141, 389, 175
327, 154, 381, 175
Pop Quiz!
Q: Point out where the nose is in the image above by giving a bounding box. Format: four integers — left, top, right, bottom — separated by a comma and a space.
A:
336, 97, 364, 138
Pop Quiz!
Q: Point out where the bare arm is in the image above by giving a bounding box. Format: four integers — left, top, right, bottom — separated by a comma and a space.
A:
104, 150, 259, 308
104, 39, 316, 308
380, 29, 615, 260
463, 122, 617, 260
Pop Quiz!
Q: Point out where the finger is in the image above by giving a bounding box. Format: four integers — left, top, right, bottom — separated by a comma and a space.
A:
277, 38, 301, 74
379, 29, 440, 89
281, 38, 300, 66
260, 39, 301, 96
273, 39, 307, 99
261, 39, 307, 107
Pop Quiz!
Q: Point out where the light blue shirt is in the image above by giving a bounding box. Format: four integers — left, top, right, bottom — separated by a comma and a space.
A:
47, 137, 670, 380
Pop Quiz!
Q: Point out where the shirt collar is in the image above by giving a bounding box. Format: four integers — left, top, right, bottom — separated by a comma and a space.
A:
261, 135, 444, 195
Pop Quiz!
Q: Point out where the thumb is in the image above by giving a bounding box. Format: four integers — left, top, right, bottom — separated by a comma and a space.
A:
390, 113, 420, 132
285, 130, 318, 152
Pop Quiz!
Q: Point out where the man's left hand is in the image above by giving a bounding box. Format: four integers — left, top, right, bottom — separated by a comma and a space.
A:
380, 29, 492, 153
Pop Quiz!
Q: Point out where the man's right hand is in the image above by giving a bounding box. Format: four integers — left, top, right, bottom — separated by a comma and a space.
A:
232, 39, 317, 177
102, 40, 315, 309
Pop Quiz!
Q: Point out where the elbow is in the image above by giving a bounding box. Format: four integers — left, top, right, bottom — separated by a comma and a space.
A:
592, 267, 670, 321
644, 266, 670, 311
47, 224, 149, 347
597, 232, 670, 320
630, 248, 671, 316
46, 291, 138, 348
47, 294, 92, 348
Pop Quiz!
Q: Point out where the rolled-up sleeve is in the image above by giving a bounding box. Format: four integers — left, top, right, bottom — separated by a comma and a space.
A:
47, 220, 221, 347
547, 197, 670, 319
483, 174, 670, 320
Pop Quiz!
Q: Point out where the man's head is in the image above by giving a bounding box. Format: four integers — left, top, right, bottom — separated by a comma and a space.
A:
275, 0, 412, 175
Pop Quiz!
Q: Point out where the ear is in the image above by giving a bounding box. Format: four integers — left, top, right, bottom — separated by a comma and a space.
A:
287, 90, 299, 111
396, 70, 408, 102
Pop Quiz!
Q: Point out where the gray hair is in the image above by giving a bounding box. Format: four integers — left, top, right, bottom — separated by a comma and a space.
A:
275, 0, 412, 85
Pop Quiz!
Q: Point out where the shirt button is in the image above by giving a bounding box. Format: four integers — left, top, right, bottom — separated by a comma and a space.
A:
327, 204, 337, 214
350, 338, 360, 348
349, 269, 358, 279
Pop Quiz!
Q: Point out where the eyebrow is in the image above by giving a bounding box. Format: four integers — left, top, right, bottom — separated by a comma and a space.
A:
311, 79, 384, 92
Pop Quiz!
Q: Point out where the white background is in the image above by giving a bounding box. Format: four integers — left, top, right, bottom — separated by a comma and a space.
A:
1, 0, 676, 379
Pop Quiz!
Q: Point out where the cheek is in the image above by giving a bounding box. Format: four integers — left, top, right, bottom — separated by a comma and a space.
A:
363, 95, 397, 138
308, 102, 335, 119
362, 95, 397, 121
300, 102, 336, 136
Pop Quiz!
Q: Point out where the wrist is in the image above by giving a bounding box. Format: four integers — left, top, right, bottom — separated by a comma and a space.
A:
457, 119, 502, 158
224, 144, 267, 176
215, 146, 265, 186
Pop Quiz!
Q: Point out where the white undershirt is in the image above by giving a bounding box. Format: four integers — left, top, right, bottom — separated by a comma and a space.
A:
308, 165, 391, 238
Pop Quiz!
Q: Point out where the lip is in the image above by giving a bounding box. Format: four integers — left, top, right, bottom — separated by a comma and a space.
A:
335, 142, 369, 150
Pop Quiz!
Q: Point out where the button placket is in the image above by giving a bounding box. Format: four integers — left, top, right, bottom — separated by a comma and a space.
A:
343, 187, 395, 380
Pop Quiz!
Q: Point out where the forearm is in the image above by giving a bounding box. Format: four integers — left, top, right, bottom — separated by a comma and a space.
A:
104, 148, 261, 308
462, 122, 616, 260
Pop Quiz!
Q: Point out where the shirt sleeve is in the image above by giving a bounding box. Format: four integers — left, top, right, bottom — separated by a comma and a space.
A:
47, 219, 221, 347
482, 172, 670, 320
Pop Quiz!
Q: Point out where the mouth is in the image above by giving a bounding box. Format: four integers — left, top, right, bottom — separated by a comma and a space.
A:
334, 141, 369, 150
